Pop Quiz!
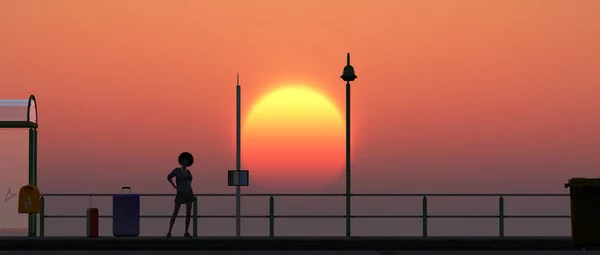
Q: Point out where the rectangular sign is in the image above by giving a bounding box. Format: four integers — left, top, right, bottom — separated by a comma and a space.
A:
228, 170, 249, 186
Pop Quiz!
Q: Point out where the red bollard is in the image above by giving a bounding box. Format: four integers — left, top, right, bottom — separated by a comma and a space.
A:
87, 196, 99, 237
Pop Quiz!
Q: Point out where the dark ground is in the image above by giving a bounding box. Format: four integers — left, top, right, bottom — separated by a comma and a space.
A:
0, 237, 595, 251
0, 251, 597, 255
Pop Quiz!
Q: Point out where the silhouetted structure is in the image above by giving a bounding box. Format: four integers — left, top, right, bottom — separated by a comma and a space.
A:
340, 53, 357, 237
236, 73, 242, 236
0, 95, 39, 237
228, 74, 250, 237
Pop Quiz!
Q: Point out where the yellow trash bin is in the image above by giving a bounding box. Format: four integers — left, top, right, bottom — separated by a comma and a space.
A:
565, 178, 600, 246
18, 185, 41, 214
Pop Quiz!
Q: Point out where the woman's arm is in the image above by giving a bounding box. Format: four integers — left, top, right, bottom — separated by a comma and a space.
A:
167, 169, 177, 190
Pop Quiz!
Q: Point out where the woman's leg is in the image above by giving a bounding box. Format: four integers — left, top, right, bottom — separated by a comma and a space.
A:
168, 201, 182, 234
184, 202, 192, 235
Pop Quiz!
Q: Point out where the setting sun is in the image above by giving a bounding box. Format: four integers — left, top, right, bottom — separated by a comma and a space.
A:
243, 86, 345, 189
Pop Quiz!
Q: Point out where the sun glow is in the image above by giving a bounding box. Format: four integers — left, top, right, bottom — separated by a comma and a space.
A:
243, 86, 345, 189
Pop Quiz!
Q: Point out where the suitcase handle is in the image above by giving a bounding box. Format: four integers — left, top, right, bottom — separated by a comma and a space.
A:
122, 187, 131, 194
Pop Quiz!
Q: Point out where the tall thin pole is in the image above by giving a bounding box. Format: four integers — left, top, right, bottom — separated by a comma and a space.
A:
345, 81, 351, 237
235, 73, 242, 237
28, 127, 34, 237
340, 53, 357, 237
33, 128, 38, 235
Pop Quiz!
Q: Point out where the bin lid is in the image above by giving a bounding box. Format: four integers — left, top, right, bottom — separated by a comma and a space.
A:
565, 178, 600, 188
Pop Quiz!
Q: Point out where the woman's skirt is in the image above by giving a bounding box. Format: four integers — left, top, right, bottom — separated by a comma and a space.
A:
174, 190, 195, 204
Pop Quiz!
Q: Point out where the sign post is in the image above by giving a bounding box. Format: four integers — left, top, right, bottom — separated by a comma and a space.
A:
232, 74, 250, 237
228, 169, 249, 237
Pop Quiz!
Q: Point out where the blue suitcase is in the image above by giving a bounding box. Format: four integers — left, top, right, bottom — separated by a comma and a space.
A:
112, 187, 140, 237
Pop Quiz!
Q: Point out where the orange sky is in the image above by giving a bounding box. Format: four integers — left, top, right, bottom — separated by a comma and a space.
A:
1, 0, 599, 194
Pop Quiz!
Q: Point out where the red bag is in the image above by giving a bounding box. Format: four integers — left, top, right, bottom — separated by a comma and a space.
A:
87, 196, 99, 237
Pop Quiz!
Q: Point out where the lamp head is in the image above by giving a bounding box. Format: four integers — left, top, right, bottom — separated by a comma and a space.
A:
340, 53, 357, 82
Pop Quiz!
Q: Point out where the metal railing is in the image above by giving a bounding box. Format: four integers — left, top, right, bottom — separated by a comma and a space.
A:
37, 193, 570, 237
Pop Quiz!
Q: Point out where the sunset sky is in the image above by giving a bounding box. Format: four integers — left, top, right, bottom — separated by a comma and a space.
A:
1, 0, 600, 196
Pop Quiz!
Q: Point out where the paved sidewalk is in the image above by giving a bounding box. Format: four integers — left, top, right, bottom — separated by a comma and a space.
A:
0, 251, 597, 255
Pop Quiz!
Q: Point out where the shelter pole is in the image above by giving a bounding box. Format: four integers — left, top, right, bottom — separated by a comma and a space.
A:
28, 128, 35, 236
33, 128, 38, 235
33, 129, 37, 186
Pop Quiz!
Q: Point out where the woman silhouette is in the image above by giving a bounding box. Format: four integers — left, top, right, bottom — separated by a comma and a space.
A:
166, 152, 195, 238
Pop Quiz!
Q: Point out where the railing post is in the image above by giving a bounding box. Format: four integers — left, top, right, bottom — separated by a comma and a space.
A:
193, 196, 198, 237
498, 196, 504, 237
39, 196, 45, 237
422, 196, 428, 237
269, 196, 275, 237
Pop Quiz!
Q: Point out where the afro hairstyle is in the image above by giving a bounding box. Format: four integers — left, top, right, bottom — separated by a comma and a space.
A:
178, 152, 194, 166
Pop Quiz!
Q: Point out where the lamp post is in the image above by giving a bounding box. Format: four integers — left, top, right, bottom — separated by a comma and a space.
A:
340, 53, 357, 237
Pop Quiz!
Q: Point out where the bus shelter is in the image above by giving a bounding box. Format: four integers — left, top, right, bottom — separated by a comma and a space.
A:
0, 95, 38, 236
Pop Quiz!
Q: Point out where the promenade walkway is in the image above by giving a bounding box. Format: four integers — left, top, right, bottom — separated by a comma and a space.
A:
0, 251, 597, 255
0, 237, 594, 251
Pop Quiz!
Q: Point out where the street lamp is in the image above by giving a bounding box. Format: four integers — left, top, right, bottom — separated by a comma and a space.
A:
340, 53, 357, 237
